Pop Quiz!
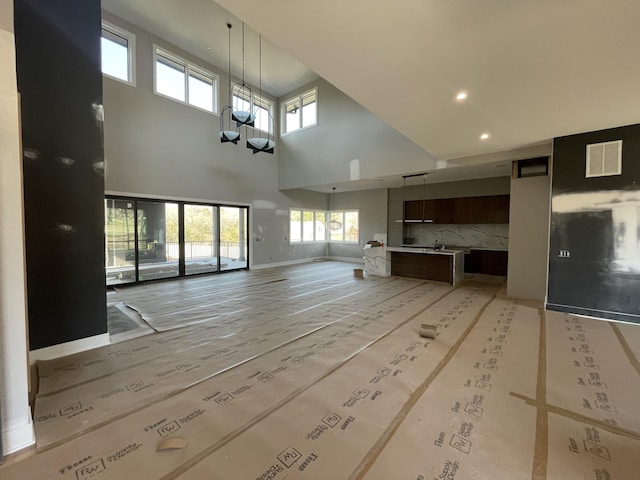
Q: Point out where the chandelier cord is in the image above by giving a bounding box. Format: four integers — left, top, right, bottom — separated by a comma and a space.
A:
227, 23, 232, 129
241, 22, 245, 86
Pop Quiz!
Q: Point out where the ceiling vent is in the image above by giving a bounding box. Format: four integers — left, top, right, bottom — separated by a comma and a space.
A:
586, 140, 622, 178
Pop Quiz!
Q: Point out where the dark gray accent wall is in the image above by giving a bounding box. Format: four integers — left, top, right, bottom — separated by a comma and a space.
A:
15, 0, 107, 349
548, 124, 640, 323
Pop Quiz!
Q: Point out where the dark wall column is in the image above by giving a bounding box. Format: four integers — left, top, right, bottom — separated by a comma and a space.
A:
14, 0, 107, 349
548, 123, 640, 324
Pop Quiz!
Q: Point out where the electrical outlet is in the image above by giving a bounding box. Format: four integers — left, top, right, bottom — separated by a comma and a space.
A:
558, 249, 571, 258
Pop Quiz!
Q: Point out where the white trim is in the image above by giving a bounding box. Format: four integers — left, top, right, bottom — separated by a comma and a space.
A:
232, 84, 274, 134
281, 86, 318, 135
153, 44, 219, 115
2, 417, 35, 455
327, 208, 360, 243
325, 256, 365, 264
250, 257, 328, 270
289, 207, 328, 244
101, 20, 136, 87
29, 333, 110, 363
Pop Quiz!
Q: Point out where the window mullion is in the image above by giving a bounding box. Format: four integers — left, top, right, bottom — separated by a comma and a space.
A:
313, 212, 317, 242
185, 65, 190, 104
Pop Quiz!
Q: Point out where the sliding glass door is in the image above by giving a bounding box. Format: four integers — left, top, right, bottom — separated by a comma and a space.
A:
220, 206, 248, 271
105, 199, 136, 285
185, 204, 218, 275
137, 200, 179, 281
105, 197, 249, 285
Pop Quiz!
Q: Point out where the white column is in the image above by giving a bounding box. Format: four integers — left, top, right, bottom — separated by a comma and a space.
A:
0, 0, 35, 455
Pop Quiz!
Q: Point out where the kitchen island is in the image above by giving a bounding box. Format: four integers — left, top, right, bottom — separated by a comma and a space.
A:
386, 246, 465, 285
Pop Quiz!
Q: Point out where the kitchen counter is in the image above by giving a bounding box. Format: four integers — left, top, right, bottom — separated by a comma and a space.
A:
388, 246, 464, 255
387, 246, 465, 285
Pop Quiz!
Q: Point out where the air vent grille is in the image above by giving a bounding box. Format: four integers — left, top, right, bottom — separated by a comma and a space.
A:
586, 140, 622, 178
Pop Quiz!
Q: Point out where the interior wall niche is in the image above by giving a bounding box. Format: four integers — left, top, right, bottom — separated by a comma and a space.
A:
15, 0, 107, 349
548, 123, 640, 324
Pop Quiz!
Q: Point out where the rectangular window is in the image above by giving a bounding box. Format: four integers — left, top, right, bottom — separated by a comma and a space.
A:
289, 209, 327, 244
282, 87, 317, 134
328, 210, 359, 243
101, 22, 135, 85
233, 87, 274, 133
289, 209, 357, 244
232, 85, 273, 133
154, 47, 218, 114
289, 210, 302, 243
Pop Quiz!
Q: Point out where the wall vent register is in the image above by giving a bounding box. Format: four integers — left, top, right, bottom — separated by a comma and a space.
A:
586, 140, 622, 178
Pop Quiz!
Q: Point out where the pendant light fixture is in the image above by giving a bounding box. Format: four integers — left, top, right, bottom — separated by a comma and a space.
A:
326, 187, 343, 231
219, 23, 240, 144
231, 22, 256, 127
246, 33, 275, 154
219, 22, 275, 154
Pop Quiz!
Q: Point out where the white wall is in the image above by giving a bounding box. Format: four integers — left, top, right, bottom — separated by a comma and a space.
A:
102, 13, 328, 266
278, 78, 440, 190
507, 174, 551, 301
0, 0, 35, 455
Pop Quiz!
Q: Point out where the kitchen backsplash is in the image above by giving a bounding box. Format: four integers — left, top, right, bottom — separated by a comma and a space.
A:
407, 224, 509, 250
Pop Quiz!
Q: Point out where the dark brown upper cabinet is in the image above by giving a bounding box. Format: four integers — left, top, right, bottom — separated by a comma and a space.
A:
403, 195, 509, 224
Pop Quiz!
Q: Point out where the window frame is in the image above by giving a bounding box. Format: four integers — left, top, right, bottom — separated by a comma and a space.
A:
281, 87, 318, 135
289, 208, 328, 245
153, 45, 219, 115
327, 209, 360, 244
101, 21, 136, 86
232, 85, 274, 134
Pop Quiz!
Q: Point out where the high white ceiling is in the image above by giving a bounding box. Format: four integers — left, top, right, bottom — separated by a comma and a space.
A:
103, 0, 640, 189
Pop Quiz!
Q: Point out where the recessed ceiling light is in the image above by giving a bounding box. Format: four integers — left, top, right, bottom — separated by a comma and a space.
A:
456, 91, 467, 101
480, 133, 490, 140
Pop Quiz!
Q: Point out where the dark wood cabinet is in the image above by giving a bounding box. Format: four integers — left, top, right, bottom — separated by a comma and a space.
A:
404, 200, 424, 221
466, 249, 508, 275
434, 198, 455, 223
471, 195, 510, 223
391, 252, 453, 284
402, 194, 509, 224
423, 199, 437, 221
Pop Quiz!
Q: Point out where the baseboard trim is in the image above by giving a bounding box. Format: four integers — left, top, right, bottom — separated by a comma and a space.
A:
29, 333, 110, 363
2, 417, 35, 456
325, 256, 365, 264
250, 257, 328, 270
546, 303, 640, 325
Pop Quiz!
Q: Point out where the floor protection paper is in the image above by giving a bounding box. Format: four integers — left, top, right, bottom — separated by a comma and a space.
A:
33, 276, 453, 450
2, 278, 500, 479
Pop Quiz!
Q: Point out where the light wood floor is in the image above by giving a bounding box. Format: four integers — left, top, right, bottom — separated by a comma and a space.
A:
1, 261, 639, 479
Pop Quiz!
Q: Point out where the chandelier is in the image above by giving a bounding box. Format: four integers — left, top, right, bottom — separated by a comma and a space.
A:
219, 22, 275, 154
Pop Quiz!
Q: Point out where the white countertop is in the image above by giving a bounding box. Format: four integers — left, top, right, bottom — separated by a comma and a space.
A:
387, 246, 464, 256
